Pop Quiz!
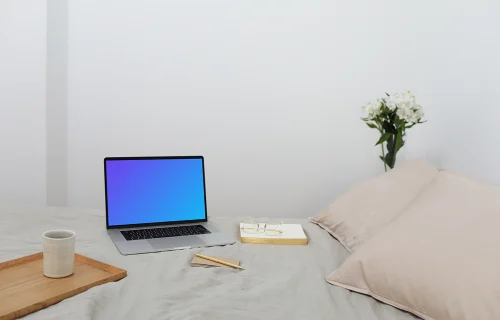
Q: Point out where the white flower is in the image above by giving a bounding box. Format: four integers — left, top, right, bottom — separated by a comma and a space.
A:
386, 91, 416, 111
385, 90, 424, 123
385, 94, 398, 111
396, 106, 413, 121
373, 99, 382, 114
364, 90, 424, 124
362, 104, 375, 119
413, 104, 424, 120
408, 111, 420, 123
362, 100, 382, 120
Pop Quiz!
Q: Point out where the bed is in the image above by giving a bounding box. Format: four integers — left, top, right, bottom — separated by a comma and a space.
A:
0, 205, 417, 320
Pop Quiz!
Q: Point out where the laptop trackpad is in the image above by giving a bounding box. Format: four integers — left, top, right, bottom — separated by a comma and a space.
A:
148, 236, 206, 250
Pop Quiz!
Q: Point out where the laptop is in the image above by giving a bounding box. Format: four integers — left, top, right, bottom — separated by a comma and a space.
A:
104, 156, 236, 255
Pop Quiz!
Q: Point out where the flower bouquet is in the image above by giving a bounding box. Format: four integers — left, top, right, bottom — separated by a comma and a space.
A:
362, 91, 425, 171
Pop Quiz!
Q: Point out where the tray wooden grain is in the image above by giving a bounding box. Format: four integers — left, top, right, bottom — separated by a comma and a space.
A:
0, 252, 127, 320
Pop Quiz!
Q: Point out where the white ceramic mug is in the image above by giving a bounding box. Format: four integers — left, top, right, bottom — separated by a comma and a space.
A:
42, 230, 76, 278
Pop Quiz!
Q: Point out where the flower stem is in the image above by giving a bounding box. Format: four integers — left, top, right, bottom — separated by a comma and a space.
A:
381, 139, 388, 172
377, 123, 388, 172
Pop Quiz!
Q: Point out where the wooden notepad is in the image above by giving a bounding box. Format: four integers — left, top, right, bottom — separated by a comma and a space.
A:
191, 256, 240, 268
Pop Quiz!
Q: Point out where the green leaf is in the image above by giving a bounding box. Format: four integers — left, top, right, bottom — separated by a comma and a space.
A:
395, 117, 403, 129
365, 122, 378, 129
385, 152, 395, 169
386, 135, 395, 153
375, 132, 392, 146
395, 133, 404, 152
382, 121, 396, 134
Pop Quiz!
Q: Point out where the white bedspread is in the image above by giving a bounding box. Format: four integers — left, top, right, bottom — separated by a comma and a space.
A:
0, 206, 417, 320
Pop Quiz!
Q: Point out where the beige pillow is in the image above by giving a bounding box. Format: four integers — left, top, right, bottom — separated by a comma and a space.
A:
327, 170, 500, 320
311, 159, 438, 252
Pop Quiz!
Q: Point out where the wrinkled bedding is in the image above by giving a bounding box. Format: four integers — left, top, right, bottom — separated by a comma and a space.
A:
0, 206, 417, 320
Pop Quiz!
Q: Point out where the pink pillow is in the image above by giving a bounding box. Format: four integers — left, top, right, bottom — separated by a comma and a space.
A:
327, 170, 500, 320
311, 159, 438, 252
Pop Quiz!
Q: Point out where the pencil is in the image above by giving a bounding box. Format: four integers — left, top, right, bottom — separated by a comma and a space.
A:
195, 253, 245, 270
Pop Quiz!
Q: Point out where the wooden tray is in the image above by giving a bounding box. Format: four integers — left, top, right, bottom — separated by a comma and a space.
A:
0, 253, 127, 320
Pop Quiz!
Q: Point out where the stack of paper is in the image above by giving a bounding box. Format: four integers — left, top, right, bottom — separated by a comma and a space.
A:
239, 223, 308, 245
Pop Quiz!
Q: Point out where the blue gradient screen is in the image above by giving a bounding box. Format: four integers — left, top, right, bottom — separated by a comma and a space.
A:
105, 158, 207, 227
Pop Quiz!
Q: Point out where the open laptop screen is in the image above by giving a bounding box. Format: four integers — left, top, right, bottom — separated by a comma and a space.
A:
104, 157, 207, 228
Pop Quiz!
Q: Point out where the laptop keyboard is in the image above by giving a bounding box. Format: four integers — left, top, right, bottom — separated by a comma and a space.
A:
121, 225, 211, 241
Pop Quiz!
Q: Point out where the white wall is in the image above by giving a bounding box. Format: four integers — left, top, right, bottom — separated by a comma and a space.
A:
0, 1, 47, 205
46, 0, 68, 206
64, 0, 499, 217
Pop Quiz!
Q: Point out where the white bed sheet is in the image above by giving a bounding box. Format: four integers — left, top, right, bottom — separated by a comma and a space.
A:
0, 206, 418, 320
